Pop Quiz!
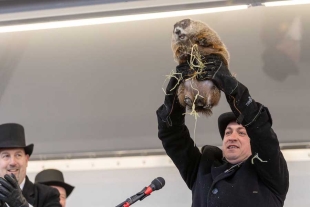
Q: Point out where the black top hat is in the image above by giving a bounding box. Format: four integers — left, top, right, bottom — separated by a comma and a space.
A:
218, 112, 238, 139
0, 123, 34, 156
35, 169, 75, 197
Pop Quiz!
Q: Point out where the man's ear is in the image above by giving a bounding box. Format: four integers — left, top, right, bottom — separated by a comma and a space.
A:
25, 154, 30, 167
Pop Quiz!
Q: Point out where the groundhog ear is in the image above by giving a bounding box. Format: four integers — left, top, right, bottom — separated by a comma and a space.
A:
198, 38, 206, 45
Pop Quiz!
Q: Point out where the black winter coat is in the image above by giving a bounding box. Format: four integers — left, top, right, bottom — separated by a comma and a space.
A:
157, 107, 289, 207
22, 176, 61, 207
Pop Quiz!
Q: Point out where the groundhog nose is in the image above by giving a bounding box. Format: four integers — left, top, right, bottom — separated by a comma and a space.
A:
175, 28, 181, 35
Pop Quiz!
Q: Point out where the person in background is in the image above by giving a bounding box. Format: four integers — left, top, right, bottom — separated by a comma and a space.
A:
35, 169, 74, 207
0, 123, 61, 207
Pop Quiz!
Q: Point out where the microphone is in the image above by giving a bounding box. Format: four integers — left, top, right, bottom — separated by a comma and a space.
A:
116, 177, 165, 207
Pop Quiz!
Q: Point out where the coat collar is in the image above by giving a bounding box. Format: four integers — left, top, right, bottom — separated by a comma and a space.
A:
211, 160, 245, 183
211, 162, 229, 180
22, 176, 35, 206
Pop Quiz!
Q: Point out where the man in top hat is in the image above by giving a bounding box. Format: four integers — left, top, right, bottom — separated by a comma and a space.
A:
156, 55, 289, 206
0, 123, 61, 207
35, 169, 74, 207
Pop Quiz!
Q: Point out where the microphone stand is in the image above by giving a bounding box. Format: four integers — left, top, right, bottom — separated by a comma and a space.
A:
116, 187, 150, 207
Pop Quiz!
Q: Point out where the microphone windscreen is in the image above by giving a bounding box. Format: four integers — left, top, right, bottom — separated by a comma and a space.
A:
151, 177, 165, 190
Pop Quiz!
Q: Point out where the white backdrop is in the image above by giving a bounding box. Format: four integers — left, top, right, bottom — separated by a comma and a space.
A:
0, 4, 309, 156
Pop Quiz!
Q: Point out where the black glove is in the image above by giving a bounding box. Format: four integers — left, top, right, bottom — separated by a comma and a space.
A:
156, 63, 188, 127
197, 54, 265, 127
175, 62, 195, 80
0, 174, 29, 207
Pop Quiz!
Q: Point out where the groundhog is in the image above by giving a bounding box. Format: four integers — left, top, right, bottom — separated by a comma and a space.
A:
171, 18, 230, 116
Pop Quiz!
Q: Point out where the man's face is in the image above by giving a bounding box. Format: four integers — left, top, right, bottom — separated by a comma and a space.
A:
0, 148, 29, 184
222, 122, 252, 164
51, 186, 67, 207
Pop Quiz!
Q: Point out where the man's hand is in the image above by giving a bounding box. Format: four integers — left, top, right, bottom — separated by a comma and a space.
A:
175, 54, 238, 95
0, 174, 29, 207
189, 54, 238, 94
156, 63, 189, 127
194, 54, 265, 127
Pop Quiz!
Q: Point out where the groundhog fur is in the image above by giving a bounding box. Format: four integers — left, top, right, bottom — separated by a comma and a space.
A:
171, 18, 230, 116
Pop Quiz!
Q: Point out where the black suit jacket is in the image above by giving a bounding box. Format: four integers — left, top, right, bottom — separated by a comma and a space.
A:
22, 176, 61, 207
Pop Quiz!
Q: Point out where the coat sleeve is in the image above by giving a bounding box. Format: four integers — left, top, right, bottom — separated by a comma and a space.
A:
42, 187, 61, 207
157, 114, 201, 189
224, 79, 289, 197
247, 107, 289, 197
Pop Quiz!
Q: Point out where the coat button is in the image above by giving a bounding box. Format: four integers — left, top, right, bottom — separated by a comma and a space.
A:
212, 188, 218, 194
